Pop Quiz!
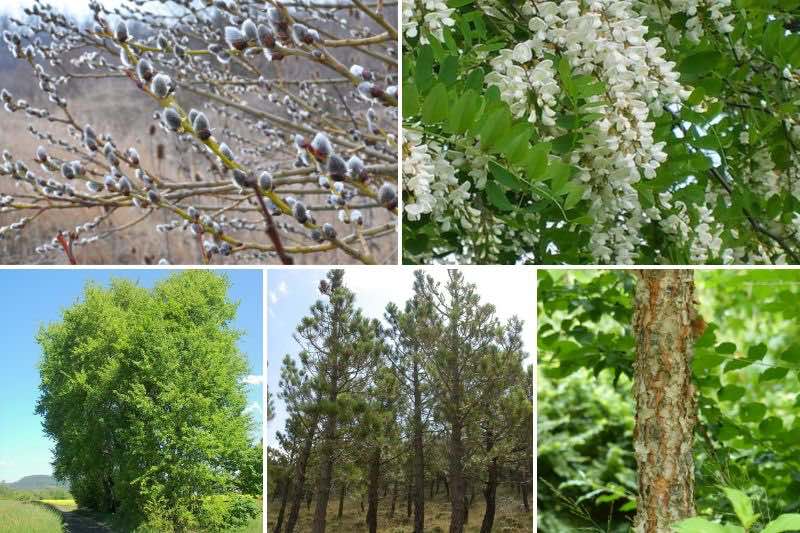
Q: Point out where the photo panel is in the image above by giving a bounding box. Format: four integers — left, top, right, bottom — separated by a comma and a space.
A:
0, 268, 265, 532
537, 268, 800, 532
267, 266, 535, 532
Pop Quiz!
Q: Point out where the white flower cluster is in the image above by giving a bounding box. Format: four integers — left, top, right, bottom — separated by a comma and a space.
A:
506, 0, 688, 263
638, 0, 734, 44
402, 130, 477, 232
402, 0, 455, 44
484, 47, 560, 126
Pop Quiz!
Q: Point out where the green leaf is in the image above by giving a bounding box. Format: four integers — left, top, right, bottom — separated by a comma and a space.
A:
747, 343, 767, 359
557, 56, 575, 98
716, 342, 737, 355
680, 50, 721, 76
465, 67, 485, 90
446, 89, 480, 133
547, 160, 572, 195
501, 126, 533, 164
759, 367, 789, 382
780, 344, 800, 364
403, 83, 420, 117
718, 385, 745, 402
485, 182, 514, 211
762, 514, 800, 533
759, 416, 783, 436
672, 517, 726, 533
526, 143, 550, 182
479, 107, 512, 151
739, 402, 767, 423
415, 45, 434, 92
721, 487, 757, 530
421, 83, 448, 124
489, 161, 525, 192
439, 55, 459, 85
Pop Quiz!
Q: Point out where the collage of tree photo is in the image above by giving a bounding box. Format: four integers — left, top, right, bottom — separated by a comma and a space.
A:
1, 0, 799, 532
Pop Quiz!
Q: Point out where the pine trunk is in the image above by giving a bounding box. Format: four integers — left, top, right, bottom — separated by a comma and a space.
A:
632, 270, 698, 533
448, 414, 466, 533
285, 418, 318, 533
366, 447, 381, 533
390, 480, 397, 518
272, 474, 291, 533
479, 443, 498, 533
412, 358, 425, 533
337, 483, 345, 520
311, 406, 338, 533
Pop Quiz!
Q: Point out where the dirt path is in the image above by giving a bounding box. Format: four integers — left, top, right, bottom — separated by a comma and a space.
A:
36, 502, 113, 533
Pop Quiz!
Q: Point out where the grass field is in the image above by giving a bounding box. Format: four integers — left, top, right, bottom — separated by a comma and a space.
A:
267, 494, 532, 533
40, 499, 78, 511
0, 499, 64, 533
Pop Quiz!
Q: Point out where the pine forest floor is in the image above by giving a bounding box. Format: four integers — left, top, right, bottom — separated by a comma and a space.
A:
267, 493, 532, 532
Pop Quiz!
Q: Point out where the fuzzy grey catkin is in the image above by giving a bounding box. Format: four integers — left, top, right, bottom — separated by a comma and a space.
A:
163, 107, 182, 131
328, 154, 348, 181
151, 73, 172, 98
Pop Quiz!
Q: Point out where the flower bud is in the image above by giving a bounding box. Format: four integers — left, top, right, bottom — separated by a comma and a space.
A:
351, 209, 363, 225
126, 147, 140, 166
151, 73, 172, 99
187, 206, 199, 220
114, 20, 129, 43
378, 183, 397, 208
118, 175, 132, 195
310, 132, 332, 162
219, 143, 234, 161
104, 174, 118, 192
35, 146, 48, 163
193, 111, 211, 140
147, 188, 161, 205
259, 171, 273, 191
257, 24, 275, 49
225, 26, 247, 51
232, 168, 254, 188
292, 201, 308, 223
328, 154, 347, 181
347, 155, 366, 180
136, 58, 153, 82
322, 223, 336, 240
61, 163, 75, 179
163, 107, 182, 131
241, 19, 258, 42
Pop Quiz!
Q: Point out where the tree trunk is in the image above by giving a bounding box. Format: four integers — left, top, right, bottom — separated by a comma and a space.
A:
311, 406, 338, 533
406, 482, 412, 518
390, 480, 398, 518
285, 417, 318, 533
447, 343, 467, 533
337, 483, 345, 520
412, 358, 425, 533
443, 476, 450, 499
366, 447, 381, 533
273, 474, 291, 533
632, 270, 698, 533
479, 456, 498, 533
521, 469, 530, 513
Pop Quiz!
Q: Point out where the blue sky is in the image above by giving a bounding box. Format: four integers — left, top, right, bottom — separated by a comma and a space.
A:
0, 268, 263, 484
266, 267, 535, 449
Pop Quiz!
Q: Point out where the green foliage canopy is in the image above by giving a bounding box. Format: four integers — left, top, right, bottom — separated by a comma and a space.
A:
35, 271, 261, 531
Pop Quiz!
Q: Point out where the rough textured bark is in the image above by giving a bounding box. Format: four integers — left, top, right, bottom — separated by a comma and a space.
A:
448, 413, 466, 533
632, 270, 698, 533
521, 468, 530, 513
390, 480, 398, 518
337, 483, 345, 520
479, 443, 498, 533
272, 474, 291, 533
285, 418, 318, 533
366, 447, 381, 533
311, 405, 338, 533
412, 358, 425, 533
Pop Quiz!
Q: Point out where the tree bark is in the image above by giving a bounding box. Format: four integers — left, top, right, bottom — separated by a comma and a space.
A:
632, 270, 698, 533
412, 357, 425, 533
272, 474, 291, 533
390, 480, 398, 518
366, 447, 381, 533
311, 405, 338, 533
521, 469, 530, 513
479, 441, 498, 533
285, 417, 318, 533
337, 483, 345, 520
448, 413, 466, 533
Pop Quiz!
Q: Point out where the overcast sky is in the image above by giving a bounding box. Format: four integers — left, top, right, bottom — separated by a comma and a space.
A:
266, 267, 536, 449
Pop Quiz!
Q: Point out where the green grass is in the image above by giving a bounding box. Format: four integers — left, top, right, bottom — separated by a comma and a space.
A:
39, 499, 78, 512
0, 499, 64, 533
226, 512, 263, 533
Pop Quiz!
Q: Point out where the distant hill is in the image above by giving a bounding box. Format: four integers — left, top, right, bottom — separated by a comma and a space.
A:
3, 475, 68, 490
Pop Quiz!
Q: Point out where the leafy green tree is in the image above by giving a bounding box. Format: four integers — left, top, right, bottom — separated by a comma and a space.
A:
36, 271, 260, 530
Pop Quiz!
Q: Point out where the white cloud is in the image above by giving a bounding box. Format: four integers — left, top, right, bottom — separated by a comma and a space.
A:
241, 374, 264, 386
243, 401, 262, 417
